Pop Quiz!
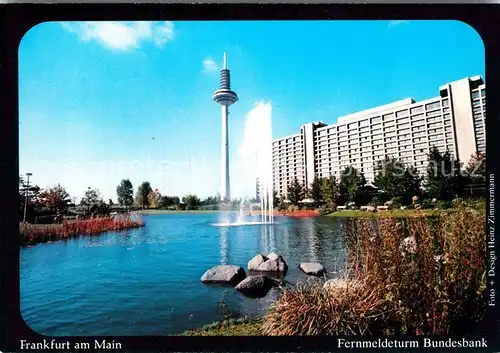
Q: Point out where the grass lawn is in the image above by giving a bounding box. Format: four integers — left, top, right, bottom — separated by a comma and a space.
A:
181, 317, 263, 336
327, 208, 453, 218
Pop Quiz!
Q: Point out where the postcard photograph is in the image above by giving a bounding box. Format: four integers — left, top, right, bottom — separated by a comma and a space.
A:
18, 19, 488, 341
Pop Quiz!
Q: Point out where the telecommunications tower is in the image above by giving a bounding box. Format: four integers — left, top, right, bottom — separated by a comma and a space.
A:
212, 53, 238, 202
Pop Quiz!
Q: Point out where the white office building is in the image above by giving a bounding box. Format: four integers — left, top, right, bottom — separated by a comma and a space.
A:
272, 76, 486, 197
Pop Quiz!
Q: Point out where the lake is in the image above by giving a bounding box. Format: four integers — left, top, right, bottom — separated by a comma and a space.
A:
20, 212, 348, 336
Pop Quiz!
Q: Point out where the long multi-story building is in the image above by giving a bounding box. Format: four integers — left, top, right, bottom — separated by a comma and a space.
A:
272, 75, 486, 197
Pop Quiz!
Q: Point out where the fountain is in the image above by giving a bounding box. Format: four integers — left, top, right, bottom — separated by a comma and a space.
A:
213, 102, 275, 227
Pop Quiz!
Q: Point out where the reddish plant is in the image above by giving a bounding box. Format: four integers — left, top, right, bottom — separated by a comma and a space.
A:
20, 214, 144, 246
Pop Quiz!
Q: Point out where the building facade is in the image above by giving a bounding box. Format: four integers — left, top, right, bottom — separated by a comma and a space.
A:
255, 178, 261, 201
272, 76, 486, 197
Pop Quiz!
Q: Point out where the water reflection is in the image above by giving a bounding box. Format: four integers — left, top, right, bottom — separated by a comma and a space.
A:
214, 216, 347, 280
260, 224, 276, 255
219, 227, 229, 265
303, 218, 320, 263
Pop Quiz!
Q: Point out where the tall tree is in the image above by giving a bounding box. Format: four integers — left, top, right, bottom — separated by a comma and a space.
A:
287, 177, 305, 206
81, 188, 103, 207
308, 176, 324, 206
273, 190, 279, 209
116, 179, 134, 208
39, 184, 71, 214
182, 194, 201, 210
425, 146, 466, 201
466, 152, 486, 182
463, 152, 487, 197
160, 195, 180, 209
322, 175, 341, 208
202, 195, 221, 206
19, 176, 41, 222
339, 166, 367, 203
19, 176, 41, 204
135, 181, 153, 209
374, 157, 422, 203
171, 196, 181, 206
148, 189, 162, 209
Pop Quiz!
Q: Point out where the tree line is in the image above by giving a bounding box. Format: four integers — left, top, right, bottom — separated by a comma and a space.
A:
283, 149, 486, 210
18, 181, 114, 223
115, 179, 233, 210
19, 149, 485, 222
18, 177, 235, 223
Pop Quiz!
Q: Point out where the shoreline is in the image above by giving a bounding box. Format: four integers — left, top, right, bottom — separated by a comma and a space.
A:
137, 208, 457, 219
327, 209, 454, 218
136, 209, 222, 214
137, 209, 321, 217
181, 316, 263, 336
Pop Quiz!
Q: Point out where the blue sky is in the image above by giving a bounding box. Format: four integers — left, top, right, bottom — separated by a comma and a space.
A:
19, 20, 484, 202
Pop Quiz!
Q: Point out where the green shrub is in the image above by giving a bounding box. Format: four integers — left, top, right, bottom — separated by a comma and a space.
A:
420, 199, 434, 209
436, 200, 452, 209
369, 196, 383, 206
466, 197, 486, 211
318, 206, 334, 216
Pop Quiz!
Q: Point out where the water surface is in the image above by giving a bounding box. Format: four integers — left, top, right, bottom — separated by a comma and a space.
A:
20, 212, 347, 335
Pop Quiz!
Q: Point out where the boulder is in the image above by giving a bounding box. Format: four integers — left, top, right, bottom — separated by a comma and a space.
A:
248, 254, 267, 270
249, 270, 286, 282
299, 262, 325, 276
266, 252, 280, 261
256, 256, 288, 273
234, 275, 278, 298
200, 265, 246, 285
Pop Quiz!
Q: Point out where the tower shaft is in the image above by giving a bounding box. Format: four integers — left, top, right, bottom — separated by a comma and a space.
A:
212, 53, 238, 203
221, 105, 230, 201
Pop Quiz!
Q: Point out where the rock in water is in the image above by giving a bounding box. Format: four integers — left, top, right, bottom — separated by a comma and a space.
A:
248, 254, 267, 270
256, 256, 288, 273
299, 262, 325, 276
200, 265, 246, 285
266, 252, 281, 261
235, 275, 278, 298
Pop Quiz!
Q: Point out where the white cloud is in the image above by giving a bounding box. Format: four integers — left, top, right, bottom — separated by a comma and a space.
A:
388, 20, 409, 28
61, 21, 174, 51
202, 57, 219, 73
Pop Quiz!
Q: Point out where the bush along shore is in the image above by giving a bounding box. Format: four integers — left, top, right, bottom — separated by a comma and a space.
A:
20, 214, 144, 246
190, 203, 486, 336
